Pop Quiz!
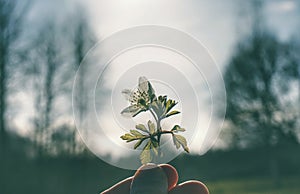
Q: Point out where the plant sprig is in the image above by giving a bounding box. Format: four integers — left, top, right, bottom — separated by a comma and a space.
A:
120, 77, 189, 164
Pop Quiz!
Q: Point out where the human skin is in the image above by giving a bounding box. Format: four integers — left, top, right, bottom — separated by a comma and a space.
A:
101, 164, 209, 194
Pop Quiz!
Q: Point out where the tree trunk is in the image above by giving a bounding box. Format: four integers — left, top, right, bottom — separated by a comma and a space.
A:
0, 38, 7, 194
0, 46, 7, 150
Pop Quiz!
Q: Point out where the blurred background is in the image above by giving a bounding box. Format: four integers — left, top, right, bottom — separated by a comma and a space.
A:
0, 0, 299, 193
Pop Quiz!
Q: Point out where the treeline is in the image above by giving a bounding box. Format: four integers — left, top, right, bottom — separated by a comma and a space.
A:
220, 0, 300, 150
0, 0, 96, 156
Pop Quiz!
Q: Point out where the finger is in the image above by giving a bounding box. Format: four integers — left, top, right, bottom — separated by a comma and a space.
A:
101, 177, 133, 194
131, 164, 168, 194
159, 164, 178, 191
169, 181, 209, 194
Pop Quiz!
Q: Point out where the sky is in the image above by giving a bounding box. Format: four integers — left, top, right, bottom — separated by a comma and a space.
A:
12, 0, 300, 166
85, 0, 299, 65
86, 0, 237, 66
80, 0, 299, 155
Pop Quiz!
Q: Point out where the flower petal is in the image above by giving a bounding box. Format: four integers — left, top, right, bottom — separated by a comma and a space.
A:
148, 81, 155, 101
138, 76, 149, 92
121, 105, 141, 117
122, 89, 133, 101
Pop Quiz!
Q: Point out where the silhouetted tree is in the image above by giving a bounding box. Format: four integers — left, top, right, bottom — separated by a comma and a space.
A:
224, 31, 299, 149
70, 10, 96, 154
0, 0, 29, 149
25, 7, 96, 155
225, 0, 299, 149
28, 22, 69, 154
71, 8, 96, 124
0, 1, 30, 192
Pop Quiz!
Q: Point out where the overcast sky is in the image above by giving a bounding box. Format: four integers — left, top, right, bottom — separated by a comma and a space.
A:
86, 0, 299, 65
13, 0, 299, 166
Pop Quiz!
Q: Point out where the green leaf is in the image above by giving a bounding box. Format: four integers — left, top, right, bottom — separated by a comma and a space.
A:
120, 133, 134, 140
140, 140, 152, 164
165, 99, 173, 112
134, 139, 144, 149
130, 130, 143, 137
135, 124, 148, 133
172, 134, 180, 149
183, 146, 190, 153
150, 101, 160, 115
165, 99, 178, 113
120, 133, 137, 142
165, 99, 171, 109
174, 134, 187, 144
174, 134, 189, 153
150, 140, 159, 156
166, 110, 180, 117
147, 120, 156, 134
151, 100, 165, 118
171, 125, 186, 132
158, 95, 167, 103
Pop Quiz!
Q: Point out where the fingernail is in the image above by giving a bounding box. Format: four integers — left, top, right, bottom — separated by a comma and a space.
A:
130, 163, 168, 194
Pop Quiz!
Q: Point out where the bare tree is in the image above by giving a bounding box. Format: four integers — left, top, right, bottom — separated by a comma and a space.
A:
26, 7, 96, 155
224, 32, 299, 148
72, 9, 96, 123
0, 2, 34, 168
68, 8, 96, 155
0, 0, 28, 147
0, 1, 30, 192
27, 22, 68, 154
225, 0, 299, 149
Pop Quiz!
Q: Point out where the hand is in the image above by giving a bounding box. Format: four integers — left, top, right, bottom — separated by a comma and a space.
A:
101, 164, 209, 194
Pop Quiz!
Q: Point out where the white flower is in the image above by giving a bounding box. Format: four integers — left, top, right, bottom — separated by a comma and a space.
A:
121, 77, 155, 117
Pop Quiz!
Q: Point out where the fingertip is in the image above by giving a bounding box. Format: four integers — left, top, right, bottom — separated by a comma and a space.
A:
159, 164, 178, 191
101, 177, 133, 194
169, 181, 209, 194
131, 164, 168, 194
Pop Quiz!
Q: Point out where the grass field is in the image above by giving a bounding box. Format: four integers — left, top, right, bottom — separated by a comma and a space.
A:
2, 140, 300, 194
207, 176, 300, 194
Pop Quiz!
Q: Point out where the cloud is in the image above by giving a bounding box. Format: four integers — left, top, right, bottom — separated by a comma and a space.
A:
268, 1, 297, 12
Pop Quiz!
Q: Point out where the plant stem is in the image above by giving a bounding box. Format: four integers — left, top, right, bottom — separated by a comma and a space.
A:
157, 118, 162, 145
149, 107, 161, 144
148, 107, 165, 152
154, 130, 173, 136
140, 130, 174, 144
149, 108, 158, 123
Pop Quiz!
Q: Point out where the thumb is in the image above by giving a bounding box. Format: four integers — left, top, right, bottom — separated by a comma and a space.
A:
130, 164, 168, 194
